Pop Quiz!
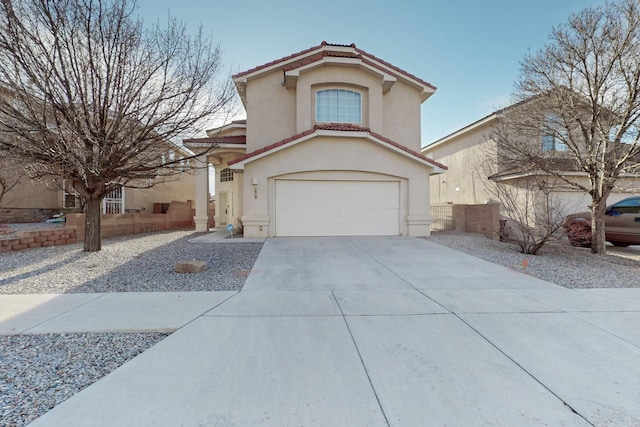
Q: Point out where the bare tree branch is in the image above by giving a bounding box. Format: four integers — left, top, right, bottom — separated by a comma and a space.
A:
0, 152, 25, 207
477, 141, 568, 255
494, 0, 640, 255
0, 0, 236, 251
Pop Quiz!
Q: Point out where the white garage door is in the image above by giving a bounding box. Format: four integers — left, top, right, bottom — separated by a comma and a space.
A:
275, 180, 400, 236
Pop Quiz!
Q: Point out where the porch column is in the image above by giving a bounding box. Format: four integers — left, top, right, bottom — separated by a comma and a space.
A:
193, 154, 209, 232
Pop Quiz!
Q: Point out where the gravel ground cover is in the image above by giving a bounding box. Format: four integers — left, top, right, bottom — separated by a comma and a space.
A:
0, 229, 263, 294
428, 231, 640, 289
1, 228, 262, 426
1, 332, 167, 426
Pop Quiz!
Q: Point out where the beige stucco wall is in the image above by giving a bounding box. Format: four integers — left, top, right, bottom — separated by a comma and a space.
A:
1, 179, 59, 209
423, 122, 495, 205
2, 170, 196, 215
547, 177, 640, 215
381, 81, 422, 151
245, 72, 296, 152
124, 172, 196, 213
239, 135, 433, 238
424, 121, 640, 225
244, 63, 425, 153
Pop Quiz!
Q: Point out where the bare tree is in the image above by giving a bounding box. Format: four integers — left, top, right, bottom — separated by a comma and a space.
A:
477, 143, 568, 255
0, 0, 235, 251
497, 0, 640, 255
0, 153, 24, 207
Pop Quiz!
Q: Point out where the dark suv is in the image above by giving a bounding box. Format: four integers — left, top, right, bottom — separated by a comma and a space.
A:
564, 196, 640, 247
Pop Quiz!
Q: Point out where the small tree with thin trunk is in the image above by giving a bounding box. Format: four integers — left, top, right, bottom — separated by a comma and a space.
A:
0, 0, 235, 251
500, 0, 640, 255
477, 141, 568, 255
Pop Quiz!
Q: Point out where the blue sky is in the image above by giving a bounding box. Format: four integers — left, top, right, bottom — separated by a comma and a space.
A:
137, 0, 605, 148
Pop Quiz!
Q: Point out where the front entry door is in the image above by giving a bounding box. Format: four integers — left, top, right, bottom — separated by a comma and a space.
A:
219, 192, 228, 225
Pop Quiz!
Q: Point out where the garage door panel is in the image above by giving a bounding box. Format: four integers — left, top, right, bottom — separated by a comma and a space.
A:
275, 180, 400, 236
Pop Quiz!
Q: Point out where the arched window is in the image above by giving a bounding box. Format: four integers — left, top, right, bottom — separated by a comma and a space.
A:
220, 168, 234, 182
316, 89, 362, 123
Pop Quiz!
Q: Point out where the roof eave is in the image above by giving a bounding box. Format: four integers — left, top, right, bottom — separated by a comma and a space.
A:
422, 113, 499, 153
233, 43, 436, 103
228, 129, 448, 173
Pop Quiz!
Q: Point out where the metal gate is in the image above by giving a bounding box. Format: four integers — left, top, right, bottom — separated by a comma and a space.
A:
103, 187, 124, 214
430, 204, 454, 231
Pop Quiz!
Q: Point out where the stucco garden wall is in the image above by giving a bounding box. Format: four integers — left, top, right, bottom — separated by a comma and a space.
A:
66, 200, 194, 242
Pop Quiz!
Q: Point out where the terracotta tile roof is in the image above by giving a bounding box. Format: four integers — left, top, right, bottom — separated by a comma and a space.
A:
233, 44, 324, 78
228, 129, 315, 165
314, 123, 370, 132
323, 42, 357, 48
354, 47, 436, 90
281, 51, 361, 72
183, 135, 246, 145
227, 127, 447, 171
232, 41, 436, 91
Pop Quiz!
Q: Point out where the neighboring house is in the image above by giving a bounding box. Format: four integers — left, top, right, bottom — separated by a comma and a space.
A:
0, 148, 196, 223
422, 106, 640, 218
185, 41, 446, 238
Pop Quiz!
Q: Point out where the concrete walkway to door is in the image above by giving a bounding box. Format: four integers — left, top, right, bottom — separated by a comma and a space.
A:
30, 237, 640, 426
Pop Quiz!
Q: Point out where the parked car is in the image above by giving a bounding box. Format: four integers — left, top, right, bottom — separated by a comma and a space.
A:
564, 196, 640, 247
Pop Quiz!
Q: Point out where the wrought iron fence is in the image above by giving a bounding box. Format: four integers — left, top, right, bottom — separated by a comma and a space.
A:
430, 204, 454, 231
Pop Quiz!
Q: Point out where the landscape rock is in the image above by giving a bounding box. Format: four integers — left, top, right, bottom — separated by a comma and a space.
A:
175, 260, 207, 273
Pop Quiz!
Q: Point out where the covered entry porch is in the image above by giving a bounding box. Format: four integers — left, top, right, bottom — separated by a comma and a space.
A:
183, 131, 247, 233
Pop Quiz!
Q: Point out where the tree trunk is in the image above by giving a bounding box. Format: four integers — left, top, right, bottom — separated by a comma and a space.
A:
590, 200, 607, 255
84, 198, 102, 252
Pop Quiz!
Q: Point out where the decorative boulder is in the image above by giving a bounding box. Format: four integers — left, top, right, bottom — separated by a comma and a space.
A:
176, 261, 207, 274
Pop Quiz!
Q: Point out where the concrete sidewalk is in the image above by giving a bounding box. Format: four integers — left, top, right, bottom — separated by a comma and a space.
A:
0, 292, 236, 334
8, 236, 640, 426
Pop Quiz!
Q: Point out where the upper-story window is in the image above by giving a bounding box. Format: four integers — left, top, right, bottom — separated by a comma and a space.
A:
541, 114, 569, 152
220, 168, 234, 182
316, 89, 362, 123
609, 124, 639, 144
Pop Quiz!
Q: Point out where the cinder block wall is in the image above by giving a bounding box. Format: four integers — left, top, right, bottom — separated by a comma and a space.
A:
453, 203, 500, 240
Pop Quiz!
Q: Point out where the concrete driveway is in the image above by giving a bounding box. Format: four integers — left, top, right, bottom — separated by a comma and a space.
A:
32, 237, 640, 426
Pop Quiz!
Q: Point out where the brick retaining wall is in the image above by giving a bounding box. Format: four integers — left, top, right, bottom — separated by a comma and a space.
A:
0, 228, 77, 253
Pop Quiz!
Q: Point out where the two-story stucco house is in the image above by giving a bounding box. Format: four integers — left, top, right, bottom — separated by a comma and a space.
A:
422, 104, 640, 218
185, 42, 446, 238
1, 150, 196, 223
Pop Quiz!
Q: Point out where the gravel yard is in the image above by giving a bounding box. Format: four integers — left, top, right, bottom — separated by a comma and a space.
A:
0, 333, 167, 426
1, 229, 639, 426
1, 229, 262, 426
428, 231, 640, 289
0, 229, 263, 294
